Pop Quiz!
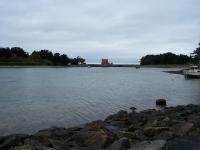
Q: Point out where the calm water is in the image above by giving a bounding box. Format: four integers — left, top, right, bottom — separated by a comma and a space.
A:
0, 67, 200, 136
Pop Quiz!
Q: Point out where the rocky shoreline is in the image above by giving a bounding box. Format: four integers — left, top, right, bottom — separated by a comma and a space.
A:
1, 104, 200, 150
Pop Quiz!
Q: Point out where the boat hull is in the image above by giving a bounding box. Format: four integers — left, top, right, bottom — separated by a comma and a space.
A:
185, 74, 200, 79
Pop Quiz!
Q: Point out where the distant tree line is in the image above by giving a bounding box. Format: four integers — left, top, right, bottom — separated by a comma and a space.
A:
140, 52, 191, 65
140, 43, 200, 65
0, 47, 85, 65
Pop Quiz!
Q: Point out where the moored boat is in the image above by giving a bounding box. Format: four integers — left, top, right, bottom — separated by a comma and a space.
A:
184, 66, 200, 79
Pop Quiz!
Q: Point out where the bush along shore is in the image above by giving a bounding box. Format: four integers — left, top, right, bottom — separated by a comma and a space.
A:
1, 103, 200, 150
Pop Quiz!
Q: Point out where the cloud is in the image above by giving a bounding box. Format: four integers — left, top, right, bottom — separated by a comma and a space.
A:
0, 0, 200, 63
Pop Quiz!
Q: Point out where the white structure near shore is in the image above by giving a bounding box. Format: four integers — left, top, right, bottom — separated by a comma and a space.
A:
184, 66, 200, 78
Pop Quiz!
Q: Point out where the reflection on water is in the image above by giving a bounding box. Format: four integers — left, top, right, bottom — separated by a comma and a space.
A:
0, 67, 200, 135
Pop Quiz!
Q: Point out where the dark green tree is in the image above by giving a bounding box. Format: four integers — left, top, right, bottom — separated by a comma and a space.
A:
76, 56, 85, 64
60, 54, 70, 65
30, 52, 41, 60
193, 43, 200, 65
53, 53, 61, 64
33, 50, 53, 60
10, 47, 29, 57
0, 47, 12, 58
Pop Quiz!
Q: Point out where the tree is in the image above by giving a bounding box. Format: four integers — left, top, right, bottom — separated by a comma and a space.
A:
0, 47, 12, 58
10, 47, 29, 57
34, 50, 53, 60
76, 56, 85, 64
53, 53, 61, 64
30, 52, 41, 60
60, 54, 70, 65
193, 43, 200, 65
70, 56, 85, 65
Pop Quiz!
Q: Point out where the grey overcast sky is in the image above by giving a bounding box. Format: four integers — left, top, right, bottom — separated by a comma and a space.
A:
0, 0, 200, 63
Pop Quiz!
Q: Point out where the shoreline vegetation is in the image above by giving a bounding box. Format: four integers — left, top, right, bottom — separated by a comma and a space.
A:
1, 103, 200, 150
1, 46, 199, 68
0, 47, 86, 66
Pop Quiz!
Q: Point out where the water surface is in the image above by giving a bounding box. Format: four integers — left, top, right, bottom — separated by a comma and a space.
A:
0, 67, 199, 135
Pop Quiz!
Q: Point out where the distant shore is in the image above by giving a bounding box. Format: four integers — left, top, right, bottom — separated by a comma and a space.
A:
1, 103, 200, 150
0, 64, 189, 68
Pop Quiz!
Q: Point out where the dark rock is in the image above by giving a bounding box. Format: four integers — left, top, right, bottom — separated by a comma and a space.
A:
52, 129, 73, 138
69, 129, 110, 149
140, 109, 157, 114
106, 137, 130, 150
31, 133, 52, 147
156, 99, 167, 106
154, 131, 174, 140
172, 122, 194, 136
105, 111, 129, 124
167, 134, 200, 150
24, 138, 43, 147
103, 124, 119, 135
163, 117, 170, 122
68, 127, 83, 132
128, 125, 139, 132
0, 134, 29, 150
187, 114, 200, 127
139, 118, 148, 126
35, 127, 69, 138
130, 140, 166, 150
118, 110, 128, 115
106, 121, 127, 129
13, 144, 56, 150
34, 130, 52, 138
116, 110, 128, 121
130, 130, 147, 141
49, 139, 69, 150
117, 129, 147, 142
152, 117, 176, 127
85, 120, 104, 131
117, 131, 135, 139
13, 144, 33, 150
144, 127, 169, 137
105, 115, 115, 122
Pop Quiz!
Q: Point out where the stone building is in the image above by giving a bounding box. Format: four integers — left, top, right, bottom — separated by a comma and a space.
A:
101, 59, 109, 65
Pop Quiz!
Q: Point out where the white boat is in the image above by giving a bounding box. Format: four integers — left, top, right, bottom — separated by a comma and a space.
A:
184, 66, 200, 78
